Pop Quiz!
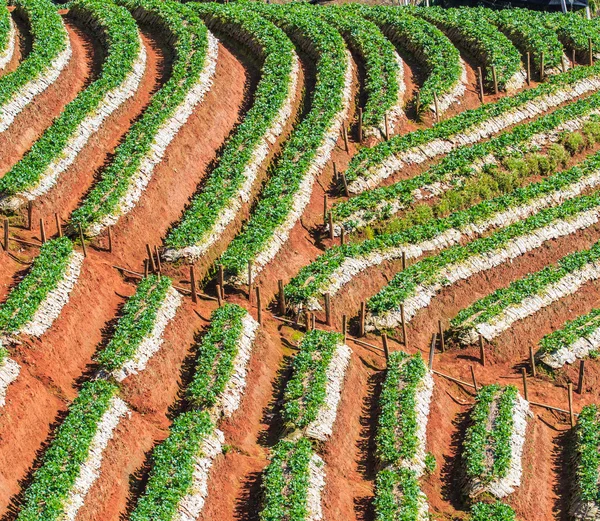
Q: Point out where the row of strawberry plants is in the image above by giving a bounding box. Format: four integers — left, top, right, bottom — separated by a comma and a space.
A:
0, 0, 143, 208
95, 274, 180, 381
162, 1, 298, 260
0, 2, 14, 70
413, 6, 524, 91
470, 501, 517, 521
282, 329, 350, 441
70, 0, 216, 236
318, 5, 403, 137
0, 0, 70, 131
538, 307, 600, 369
450, 240, 600, 345
374, 466, 428, 521
544, 12, 600, 61
366, 191, 600, 331
15, 379, 128, 521
352, 4, 462, 117
219, 2, 351, 284
572, 404, 600, 519
331, 89, 600, 232
286, 147, 600, 313
345, 61, 600, 193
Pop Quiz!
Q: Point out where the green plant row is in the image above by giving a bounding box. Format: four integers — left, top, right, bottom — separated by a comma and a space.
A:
484, 8, 564, 73
351, 4, 461, 116
0, 3, 10, 62
285, 146, 600, 311
367, 191, 600, 319
451, 240, 600, 334
470, 501, 517, 521
544, 12, 600, 61
376, 351, 428, 465
129, 409, 216, 521
219, 2, 347, 278
574, 404, 600, 504
0, 0, 140, 196
539, 307, 600, 358
0, 0, 67, 109
163, 1, 295, 253
463, 385, 518, 484
373, 466, 425, 521
0, 237, 73, 335
345, 60, 600, 187
413, 6, 521, 91
95, 274, 172, 373
332, 90, 600, 228
16, 379, 119, 521
187, 302, 248, 410
318, 5, 400, 130
259, 437, 316, 521
282, 329, 344, 431
70, 0, 209, 233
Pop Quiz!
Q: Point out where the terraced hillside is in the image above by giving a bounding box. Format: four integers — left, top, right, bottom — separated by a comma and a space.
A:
2, 1, 600, 520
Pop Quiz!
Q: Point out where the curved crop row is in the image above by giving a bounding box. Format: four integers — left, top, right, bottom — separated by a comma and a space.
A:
71, 0, 217, 236
366, 191, 600, 331
220, 3, 352, 285
0, 0, 70, 132
162, 1, 298, 261
286, 147, 600, 313
0, 5, 15, 71
374, 466, 429, 521
451, 240, 600, 345
0, 0, 144, 209
346, 62, 600, 193
353, 4, 463, 117
319, 5, 404, 138
414, 6, 524, 91
545, 12, 600, 62
471, 501, 517, 521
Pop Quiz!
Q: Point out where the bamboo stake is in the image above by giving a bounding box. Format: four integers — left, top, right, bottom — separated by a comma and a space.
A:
540, 51, 545, 81
342, 314, 347, 342
342, 126, 349, 152
333, 161, 338, 182
400, 304, 407, 346
470, 366, 478, 392
329, 211, 334, 240
341, 173, 349, 197
477, 67, 485, 102
479, 334, 486, 366
55, 213, 62, 238
278, 279, 286, 315
438, 319, 445, 352
429, 333, 436, 369
529, 345, 537, 377
323, 195, 328, 224
78, 223, 87, 257
562, 55, 567, 73
526, 52, 531, 86
146, 244, 155, 272
572, 48, 577, 68
190, 266, 197, 303
311, 312, 316, 331
247, 261, 253, 302
154, 246, 162, 276
218, 265, 224, 297
40, 218, 46, 244
358, 107, 363, 143
402, 251, 406, 270
359, 301, 366, 337
491, 65, 498, 94
578, 360, 586, 394
216, 285, 222, 307
382, 333, 389, 361
256, 287, 262, 325
324, 292, 331, 326
433, 92, 439, 122
590, 37, 594, 66
568, 383, 575, 427
340, 227, 345, 246
522, 367, 528, 401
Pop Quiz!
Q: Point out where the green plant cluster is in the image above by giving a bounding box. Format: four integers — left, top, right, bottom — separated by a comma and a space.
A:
376, 351, 427, 465
353, 4, 461, 116
286, 147, 600, 311
544, 12, 600, 61
373, 466, 424, 521
367, 191, 600, 318
187, 303, 248, 409
0, 0, 67, 109
70, 0, 209, 232
95, 274, 172, 373
282, 329, 344, 430
539, 308, 600, 358
463, 385, 518, 483
346, 60, 600, 186
0, 3, 10, 59
470, 501, 517, 521
0, 237, 74, 335
574, 404, 600, 503
219, 3, 347, 277
413, 6, 521, 91
164, 1, 296, 252
129, 409, 215, 521
318, 5, 400, 129
0, 0, 140, 196
259, 437, 316, 521
16, 379, 119, 521
451, 240, 600, 334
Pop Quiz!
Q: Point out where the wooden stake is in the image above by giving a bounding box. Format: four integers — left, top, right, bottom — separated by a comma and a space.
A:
342, 314, 347, 342
492, 66, 498, 95
40, 218, 46, 244
384, 112, 390, 140
333, 161, 338, 182
247, 261, 253, 302
341, 173, 349, 197
568, 382, 575, 427
78, 223, 87, 257
218, 265, 224, 297
154, 246, 162, 275
526, 52, 531, 86
329, 211, 334, 241
55, 213, 62, 238
359, 301, 366, 337
107, 226, 113, 253
146, 244, 155, 272
340, 227, 345, 246
590, 37, 594, 66
540, 51, 545, 81
522, 367, 529, 401
216, 284, 222, 307
572, 48, 577, 68
190, 266, 197, 303
433, 92, 439, 122
27, 201, 33, 231
429, 333, 436, 369
470, 366, 478, 392
402, 251, 406, 270
529, 345, 537, 377
477, 67, 485, 102
438, 319, 445, 352
143, 258, 149, 277
278, 279, 286, 315
562, 55, 567, 73
324, 292, 332, 326
400, 304, 407, 346
358, 107, 363, 143
382, 333, 390, 361
342, 126, 349, 152
323, 195, 328, 224
479, 334, 486, 366
3, 218, 8, 251
256, 287, 262, 325
311, 312, 316, 331
578, 360, 586, 394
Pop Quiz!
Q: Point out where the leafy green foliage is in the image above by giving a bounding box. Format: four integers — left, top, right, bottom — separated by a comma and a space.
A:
0, 237, 74, 334
373, 467, 424, 521
0, 3, 10, 59
471, 501, 517, 521
544, 12, 600, 60
574, 404, 600, 503
539, 308, 600, 357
